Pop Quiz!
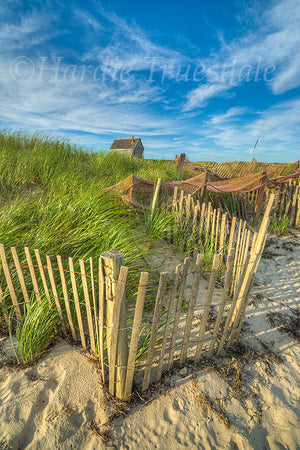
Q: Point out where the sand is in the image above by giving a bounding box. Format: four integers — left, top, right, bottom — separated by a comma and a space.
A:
0, 231, 299, 449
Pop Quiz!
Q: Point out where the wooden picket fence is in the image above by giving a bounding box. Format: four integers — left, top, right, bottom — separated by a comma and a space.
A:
194, 159, 300, 179
169, 187, 256, 292
204, 179, 299, 226
0, 196, 275, 400
267, 180, 300, 226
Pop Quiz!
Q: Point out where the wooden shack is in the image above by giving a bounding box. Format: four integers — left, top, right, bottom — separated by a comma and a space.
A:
109, 136, 144, 159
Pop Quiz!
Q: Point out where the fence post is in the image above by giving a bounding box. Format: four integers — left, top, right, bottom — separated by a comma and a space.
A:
177, 153, 186, 175
200, 171, 208, 203
100, 251, 128, 398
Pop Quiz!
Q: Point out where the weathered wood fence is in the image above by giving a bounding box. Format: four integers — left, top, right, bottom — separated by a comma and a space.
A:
269, 180, 300, 226
169, 187, 256, 292
0, 196, 275, 400
205, 179, 299, 225
193, 159, 300, 179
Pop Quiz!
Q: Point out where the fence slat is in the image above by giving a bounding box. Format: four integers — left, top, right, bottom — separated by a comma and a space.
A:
0, 244, 22, 320
242, 230, 251, 265
194, 254, 222, 363
284, 184, 292, 217
98, 258, 105, 383
168, 257, 191, 370
278, 185, 287, 219
198, 202, 206, 242
186, 193, 192, 217
179, 254, 204, 364
57, 255, 76, 341
216, 253, 251, 355
205, 202, 212, 244
172, 186, 179, 210
79, 259, 96, 354
227, 216, 237, 252
90, 258, 99, 355
151, 178, 162, 213
290, 185, 299, 226
142, 272, 168, 391
218, 213, 227, 255
124, 272, 148, 399
156, 264, 182, 381
34, 249, 51, 303
208, 248, 235, 357
235, 222, 247, 288
228, 276, 254, 346
179, 189, 184, 212
46, 255, 66, 333
0, 282, 9, 324
69, 257, 86, 350
210, 209, 216, 246
11, 247, 30, 311
232, 219, 243, 288
214, 209, 221, 251
192, 202, 199, 231
296, 194, 300, 227
24, 247, 41, 302
108, 265, 129, 396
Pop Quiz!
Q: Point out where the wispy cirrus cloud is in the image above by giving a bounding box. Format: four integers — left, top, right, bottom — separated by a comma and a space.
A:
0, 6, 61, 52
0, 3, 182, 137
80, 5, 188, 83
185, 0, 300, 110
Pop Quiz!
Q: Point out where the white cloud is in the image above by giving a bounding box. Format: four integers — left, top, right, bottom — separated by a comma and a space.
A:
0, 4, 188, 139
185, 84, 229, 110
0, 56, 178, 137
184, 0, 300, 109
0, 9, 60, 51
208, 107, 248, 125
199, 98, 300, 160
80, 5, 188, 82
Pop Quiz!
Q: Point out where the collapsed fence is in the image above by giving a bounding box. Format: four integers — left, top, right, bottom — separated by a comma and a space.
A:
0, 195, 275, 400
207, 178, 300, 226
107, 170, 300, 226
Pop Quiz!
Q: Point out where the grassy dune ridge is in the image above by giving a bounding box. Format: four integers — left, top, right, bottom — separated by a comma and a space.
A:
0, 132, 194, 264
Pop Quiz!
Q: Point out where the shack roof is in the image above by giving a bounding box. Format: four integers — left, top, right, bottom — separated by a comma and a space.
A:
110, 137, 142, 150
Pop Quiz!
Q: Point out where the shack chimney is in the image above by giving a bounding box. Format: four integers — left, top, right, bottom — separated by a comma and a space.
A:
131, 136, 134, 144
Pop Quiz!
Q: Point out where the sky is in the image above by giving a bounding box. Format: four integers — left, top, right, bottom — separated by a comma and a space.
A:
0, 0, 299, 162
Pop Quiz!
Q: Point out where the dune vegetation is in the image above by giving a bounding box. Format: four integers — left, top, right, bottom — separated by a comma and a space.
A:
0, 132, 195, 266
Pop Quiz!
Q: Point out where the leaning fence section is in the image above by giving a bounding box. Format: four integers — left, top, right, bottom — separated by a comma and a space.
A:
0, 195, 275, 400
107, 171, 299, 227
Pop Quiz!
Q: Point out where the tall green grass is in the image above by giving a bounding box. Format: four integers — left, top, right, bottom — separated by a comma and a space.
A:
0, 130, 224, 322
0, 131, 235, 366
9, 295, 59, 364
268, 216, 289, 236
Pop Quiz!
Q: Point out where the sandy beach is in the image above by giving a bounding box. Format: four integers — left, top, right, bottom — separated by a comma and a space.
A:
0, 231, 299, 449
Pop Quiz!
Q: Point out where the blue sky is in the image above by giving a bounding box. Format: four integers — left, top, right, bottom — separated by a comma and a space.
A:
0, 0, 299, 162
